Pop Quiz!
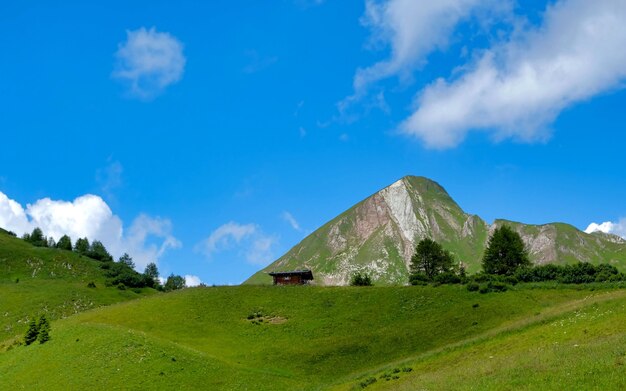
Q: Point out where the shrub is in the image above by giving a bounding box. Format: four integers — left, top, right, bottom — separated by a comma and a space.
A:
488, 281, 508, 292
479, 285, 490, 294
466, 282, 480, 292
359, 377, 377, 388
117, 283, 126, 290
87, 281, 96, 288
350, 272, 373, 286
434, 272, 462, 284
409, 273, 429, 286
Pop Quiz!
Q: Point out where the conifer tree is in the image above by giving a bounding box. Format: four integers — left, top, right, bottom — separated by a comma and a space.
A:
37, 315, 51, 344
57, 235, 73, 251
24, 319, 39, 345
482, 225, 530, 275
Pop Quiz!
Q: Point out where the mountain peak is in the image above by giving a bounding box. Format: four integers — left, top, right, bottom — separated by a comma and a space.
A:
245, 177, 626, 286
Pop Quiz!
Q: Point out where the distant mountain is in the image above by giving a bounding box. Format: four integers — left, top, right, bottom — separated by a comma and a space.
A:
245, 176, 626, 285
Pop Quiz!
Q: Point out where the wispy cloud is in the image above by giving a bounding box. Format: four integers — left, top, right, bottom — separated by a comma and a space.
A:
346, 0, 507, 101
96, 159, 123, 201
113, 27, 186, 99
282, 211, 302, 232
0, 191, 180, 270
196, 221, 278, 265
402, 0, 626, 148
243, 50, 278, 74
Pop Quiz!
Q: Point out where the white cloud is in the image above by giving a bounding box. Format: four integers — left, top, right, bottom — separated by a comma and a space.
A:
113, 27, 186, 99
281, 211, 302, 231
197, 222, 257, 256
0, 191, 180, 270
196, 221, 278, 265
585, 219, 626, 239
184, 274, 203, 287
403, 0, 626, 148
352, 0, 504, 96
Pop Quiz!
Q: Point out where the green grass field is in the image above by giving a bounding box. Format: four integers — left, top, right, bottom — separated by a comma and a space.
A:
0, 230, 155, 344
2, 284, 626, 390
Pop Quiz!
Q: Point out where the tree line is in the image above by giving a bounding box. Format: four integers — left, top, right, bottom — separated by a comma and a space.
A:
350, 225, 626, 289
408, 225, 626, 290
20, 227, 186, 291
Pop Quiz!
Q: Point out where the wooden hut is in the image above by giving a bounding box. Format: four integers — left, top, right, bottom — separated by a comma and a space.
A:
268, 269, 314, 285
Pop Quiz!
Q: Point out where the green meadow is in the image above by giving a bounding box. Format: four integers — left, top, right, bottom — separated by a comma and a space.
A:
3, 284, 626, 390
3, 228, 626, 390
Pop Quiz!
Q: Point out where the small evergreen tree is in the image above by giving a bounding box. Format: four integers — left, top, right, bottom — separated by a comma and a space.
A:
25, 227, 48, 247
74, 237, 90, 255
37, 315, 51, 344
144, 262, 160, 286
47, 237, 56, 248
482, 225, 530, 275
57, 235, 73, 251
119, 253, 135, 269
88, 240, 113, 262
410, 238, 454, 281
24, 318, 39, 345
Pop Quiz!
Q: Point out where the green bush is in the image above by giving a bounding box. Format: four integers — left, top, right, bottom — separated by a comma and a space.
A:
434, 272, 462, 284
467, 282, 480, 292
488, 281, 508, 292
87, 281, 96, 288
350, 272, 373, 286
409, 273, 429, 285
359, 377, 377, 388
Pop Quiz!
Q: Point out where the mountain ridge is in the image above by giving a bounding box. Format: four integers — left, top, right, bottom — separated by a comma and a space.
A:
246, 175, 626, 285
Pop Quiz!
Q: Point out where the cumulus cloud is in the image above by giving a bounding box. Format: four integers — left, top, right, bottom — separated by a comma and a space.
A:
184, 274, 203, 287
113, 27, 186, 99
281, 211, 302, 232
403, 0, 626, 148
585, 219, 626, 239
0, 191, 180, 270
196, 221, 278, 265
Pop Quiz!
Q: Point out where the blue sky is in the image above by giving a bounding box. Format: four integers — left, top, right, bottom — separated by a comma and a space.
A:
1, 0, 625, 285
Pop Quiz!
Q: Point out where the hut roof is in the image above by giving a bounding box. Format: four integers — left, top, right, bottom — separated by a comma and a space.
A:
268, 269, 314, 280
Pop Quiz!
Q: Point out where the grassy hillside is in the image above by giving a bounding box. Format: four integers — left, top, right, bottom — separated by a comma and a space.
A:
0, 229, 155, 343
2, 284, 625, 389
348, 289, 626, 390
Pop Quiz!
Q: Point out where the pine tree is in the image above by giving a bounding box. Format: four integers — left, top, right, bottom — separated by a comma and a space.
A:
74, 237, 90, 255
119, 253, 135, 269
57, 235, 73, 251
37, 315, 51, 344
410, 238, 454, 280
24, 318, 39, 345
482, 225, 530, 275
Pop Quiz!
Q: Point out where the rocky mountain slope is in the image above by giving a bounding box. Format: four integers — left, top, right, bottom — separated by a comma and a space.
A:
245, 176, 626, 285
